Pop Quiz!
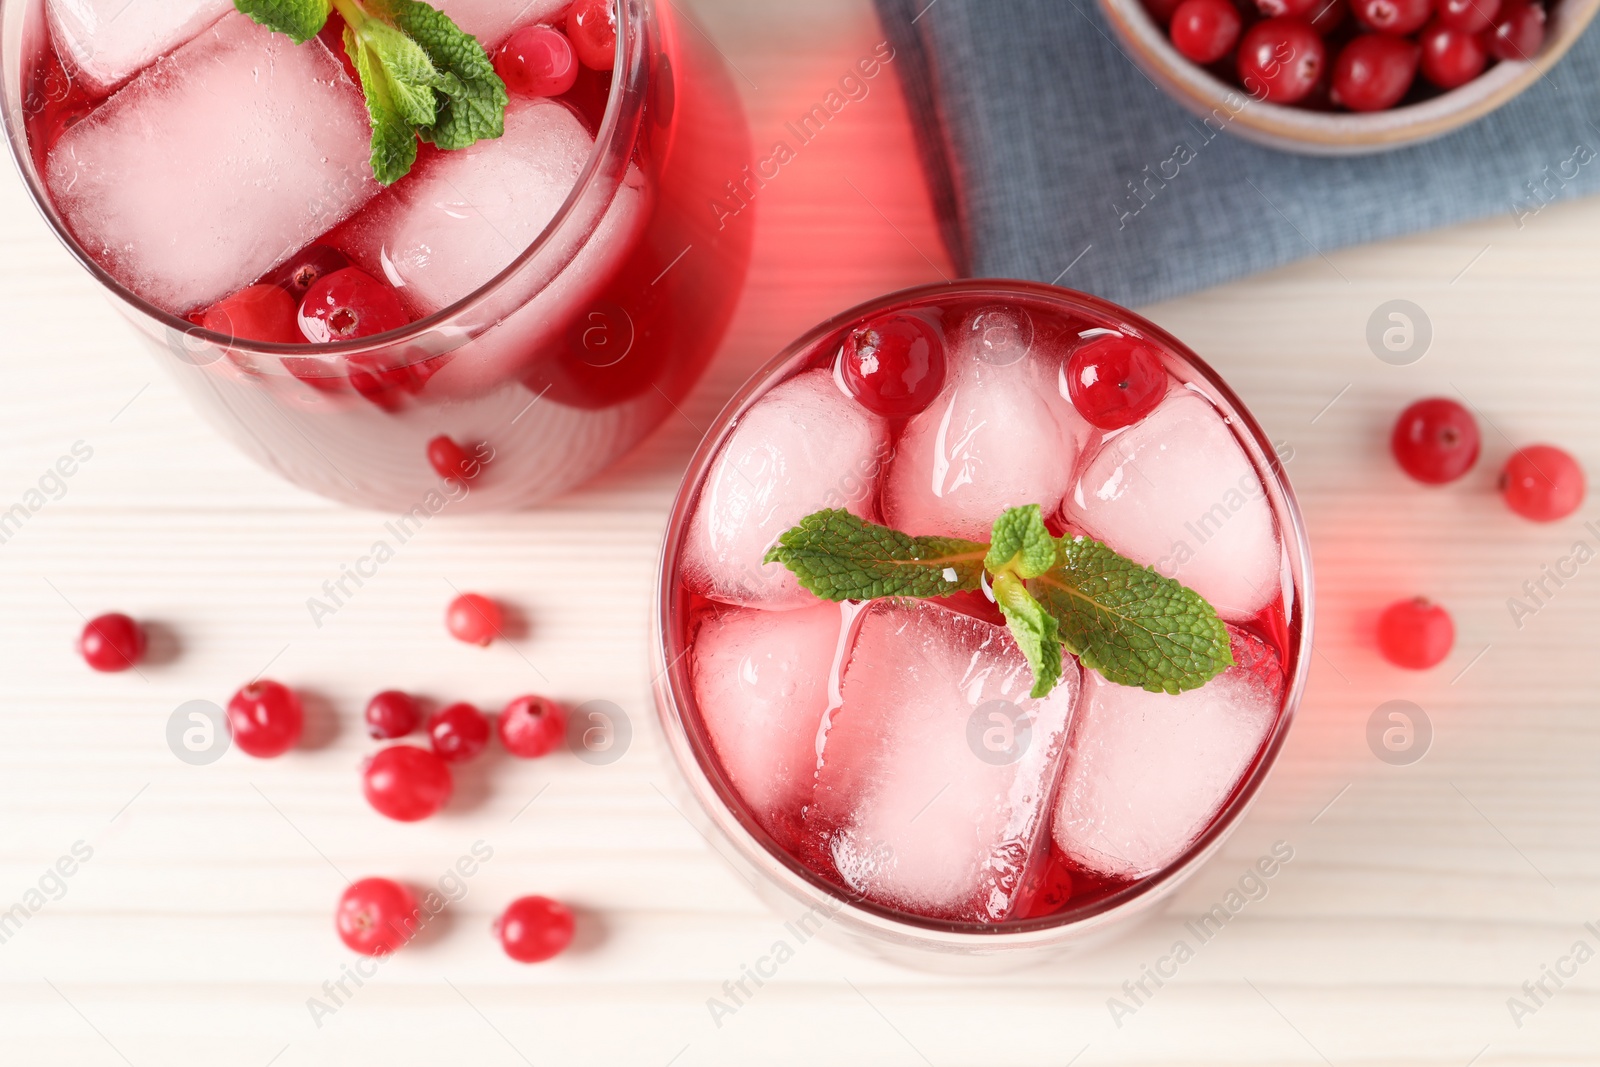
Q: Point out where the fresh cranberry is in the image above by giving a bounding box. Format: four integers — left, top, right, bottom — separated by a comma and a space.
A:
1171, 0, 1243, 63
1310, 0, 1351, 32
499, 696, 567, 759
269, 245, 352, 301
495, 24, 580, 97
428, 702, 491, 763
1436, 0, 1500, 31
1390, 398, 1479, 483
426, 435, 488, 482
1501, 445, 1585, 522
226, 680, 304, 758
1332, 34, 1420, 110
567, 0, 617, 71
1377, 598, 1454, 669
200, 285, 302, 345
839, 314, 947, 418
446, 593, 504, 647
365, 690, 421, 740
336, 878, 419, 956
363, 745, 453, 822
1063, 334, 1168, 429
1352, 0, 1434, 34
1237, 18, 1327, 104
78, 613, 146, 672
1488, 0, 1546, 58
1418, 19, 1488, 88
298, 267, 409, 344
495, 896, 576, 963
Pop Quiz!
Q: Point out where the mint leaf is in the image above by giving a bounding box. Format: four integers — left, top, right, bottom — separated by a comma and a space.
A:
235, 0, 332, 44
346, 23, 420, 185
390, 0, 508, 150
1028, 536, 1232, 695
763, 509, 988, 602
984, 504, 1057, 579
992, 572, 1063, 699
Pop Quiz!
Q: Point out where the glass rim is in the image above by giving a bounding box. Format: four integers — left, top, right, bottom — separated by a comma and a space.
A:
0, 0, 648, 360
651, 278, 1316, 949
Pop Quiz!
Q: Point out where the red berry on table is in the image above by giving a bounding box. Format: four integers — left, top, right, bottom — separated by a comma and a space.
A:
200, 285, 302, 345
78, 613, 146, 673
1377, 598, 1454, 669
446, 593, 504, 647
495, 24, 580, 97
499, 696, 568, 759
839, 314, 947, 419
363, 745, 453, 822
1437, 0, 1501, 32
428, 702, 491, 763
1488, 0, 1546, 59
1352, 0, 1434, 34
1237, 18, 1327, 104
567, 0, 617, 71
269, 245, 353, 301
226, 680, 304, 758
1418, 20, 1488, 88
1332, 34, 1420, 110
1501, 445, 1585, 522
426, 435, 487, 483
365, 690, 421, 740
1063, 333, 1168, 430
336, 878, 419, 957
1390, 398, 1480, 483
496, 896, 576, 963
298, 267, 410, 344
1171, 0, 1243, 64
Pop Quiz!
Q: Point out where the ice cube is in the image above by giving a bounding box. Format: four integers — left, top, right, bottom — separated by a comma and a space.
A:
882, 355, 1081, 542
690, 603, 845, 848
47, 0, 233, 93
683, 370, 889, 609
806, 600, 1080, 922
46, 14, 379, 314
442, 0, 575, 47
1050, 629, 1282, 880
1064, 393, 1280, 620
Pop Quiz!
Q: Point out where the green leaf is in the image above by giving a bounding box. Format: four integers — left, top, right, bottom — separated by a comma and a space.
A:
346, 24, 419, 186
360, 19, 442, 127
992, 572, 1063, 699
984, 504, 1057, 579
1028, 536, 1233, 695
763, 509, 988, 602
389, 0, 508, 150
234, 0, 332, 44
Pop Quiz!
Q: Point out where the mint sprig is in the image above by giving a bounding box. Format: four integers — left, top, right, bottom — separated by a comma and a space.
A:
235, 0, 508, 185
767, 504, 1233, 697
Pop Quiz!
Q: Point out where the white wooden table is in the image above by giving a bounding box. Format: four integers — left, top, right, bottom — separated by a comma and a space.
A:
4, 1, 1600, 1063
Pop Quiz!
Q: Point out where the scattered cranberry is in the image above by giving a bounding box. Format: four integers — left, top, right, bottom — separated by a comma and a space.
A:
1238, 18, 1326, 104
365, 690, 421, 740
495, 24, 580, 97
298, 268, 409, 344
78, 613, 146, 673
1437, 0, 1502, 31
1391, 398, 1480, 484
269, 245, 352, 301
1418, 19, 1488, 88
426, 435, 487, 483
1063, 333, 1168, 430
1331, 34, 1420, 110
446, 593, 504, 647
1489, 0, 1546, 58
226, 680, 304, 758
363, 745, 453, 822
496, 896, 576, 963
567, 0, 617, 71
1377, 597, 1454, 669
839, 314, 947, 419
1171, 0, 1243, 63
1501, 445, 1585, 522
336, 878, 419, 956
1352, 0, 1434, 34
200, 285, 301, 345
428, 702, 491, 763
499, 696, 567, 759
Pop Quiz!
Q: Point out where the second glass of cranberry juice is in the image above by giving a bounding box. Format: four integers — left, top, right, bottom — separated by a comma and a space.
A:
3, 0, 753, 510
654, 281, 1312, 961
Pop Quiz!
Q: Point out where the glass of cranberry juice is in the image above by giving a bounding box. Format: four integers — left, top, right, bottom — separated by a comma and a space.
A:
652, 280, 1313, 964
1, 0, 753, 511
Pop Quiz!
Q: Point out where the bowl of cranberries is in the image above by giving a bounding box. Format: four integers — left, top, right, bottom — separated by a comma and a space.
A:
1101, 0, 1597, 152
